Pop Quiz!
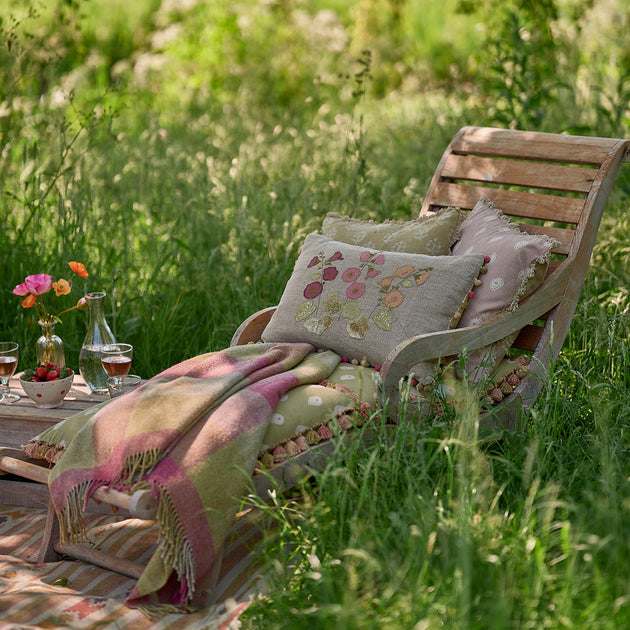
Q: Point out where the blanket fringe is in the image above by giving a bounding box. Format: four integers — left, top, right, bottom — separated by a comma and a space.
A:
113, 448, 164, 489
57, 480, 92, 545
155, 486, 197, 605
55, 449, 163, 545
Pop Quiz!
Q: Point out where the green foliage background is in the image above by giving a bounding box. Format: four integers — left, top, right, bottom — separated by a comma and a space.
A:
1, 1, 630, 627
2, 0, 628, 375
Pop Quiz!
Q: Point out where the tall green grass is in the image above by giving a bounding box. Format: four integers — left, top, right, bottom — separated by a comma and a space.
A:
1, 1, 630, 627
242, 310, 630, 628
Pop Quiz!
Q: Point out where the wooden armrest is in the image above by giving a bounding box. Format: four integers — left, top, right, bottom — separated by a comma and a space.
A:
0, 450, 156, 520
380, 264, 570, 402
230, 306, 277, 346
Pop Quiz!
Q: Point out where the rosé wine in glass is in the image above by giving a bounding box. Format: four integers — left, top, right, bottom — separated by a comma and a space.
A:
0, 342, 20, 403
100, 343, 133, 386
101, 356, 132, 377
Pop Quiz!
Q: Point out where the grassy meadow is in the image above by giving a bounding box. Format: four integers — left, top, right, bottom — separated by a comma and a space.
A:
2, 0, 630, 627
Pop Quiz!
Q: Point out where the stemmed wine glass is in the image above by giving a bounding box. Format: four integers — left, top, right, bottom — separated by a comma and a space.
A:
100, 343, 133, 387
0, 342, 20, 403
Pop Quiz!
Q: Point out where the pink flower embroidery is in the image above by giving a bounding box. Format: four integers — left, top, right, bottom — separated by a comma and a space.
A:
346, 282, 366, 300
373, 254, 385, 265
341, 267, 361, 283
327, 251, 344, 262
360, 251, 372, 262
322, 267, 338, 281
307, 256, 320, 268
304, 281, 323, 299
365, 268, 381, 279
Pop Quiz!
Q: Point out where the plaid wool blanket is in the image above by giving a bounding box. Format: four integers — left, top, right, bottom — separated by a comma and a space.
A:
48, 342, 341, 613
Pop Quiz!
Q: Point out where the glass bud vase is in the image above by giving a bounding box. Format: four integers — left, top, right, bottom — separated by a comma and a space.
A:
36, 319, 65, 368
79, 291, 116, 394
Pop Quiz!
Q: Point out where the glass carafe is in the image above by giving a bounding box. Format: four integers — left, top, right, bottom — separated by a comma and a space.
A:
79, 292, 116, 394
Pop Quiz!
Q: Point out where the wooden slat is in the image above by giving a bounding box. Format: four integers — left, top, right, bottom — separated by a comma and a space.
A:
513, 324, 545, 352
441, 154, 596, 193
452, 127, 619, 166
0, 479, 51, 510
431, 182, 585, 223
546, 259, 563, 275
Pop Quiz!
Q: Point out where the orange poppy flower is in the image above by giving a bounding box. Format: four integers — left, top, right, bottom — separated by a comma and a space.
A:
68, 261, 89, 278
53, 279, 71, 296
21, 294, 37, 308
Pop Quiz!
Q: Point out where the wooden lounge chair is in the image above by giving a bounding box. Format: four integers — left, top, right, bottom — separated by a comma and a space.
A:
1, 125, 628, 586
235, 126, 630, 428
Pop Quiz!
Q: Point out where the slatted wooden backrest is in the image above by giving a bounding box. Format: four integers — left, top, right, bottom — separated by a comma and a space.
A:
420, 126, 630, 359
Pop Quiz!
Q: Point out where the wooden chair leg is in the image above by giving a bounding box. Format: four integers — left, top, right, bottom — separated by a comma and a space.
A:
38, 501, 62, 563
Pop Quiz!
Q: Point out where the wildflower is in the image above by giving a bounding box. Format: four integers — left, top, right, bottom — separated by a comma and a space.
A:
13, 262, 90, 324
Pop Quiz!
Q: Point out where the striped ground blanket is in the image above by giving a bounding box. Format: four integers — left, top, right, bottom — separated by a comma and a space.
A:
0, 503, 263, 628
47, 343, 339, 614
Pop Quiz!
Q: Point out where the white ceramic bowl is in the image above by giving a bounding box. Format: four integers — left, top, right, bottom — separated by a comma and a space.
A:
20, 372, 75, 408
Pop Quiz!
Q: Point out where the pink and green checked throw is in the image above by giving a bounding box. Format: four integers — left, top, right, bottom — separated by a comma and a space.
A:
48, 342, 341, 613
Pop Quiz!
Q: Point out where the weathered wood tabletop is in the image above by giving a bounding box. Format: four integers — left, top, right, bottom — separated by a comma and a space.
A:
0, 373, 109, 510
0, 373, 107, 451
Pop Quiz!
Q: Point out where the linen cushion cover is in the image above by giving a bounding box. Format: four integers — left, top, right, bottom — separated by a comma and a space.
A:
321, 206, 464, 255
451, 197, 559, 381
262, 233, 485, 368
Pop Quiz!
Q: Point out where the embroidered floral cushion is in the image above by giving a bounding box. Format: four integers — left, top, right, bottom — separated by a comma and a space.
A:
262, 233, 485, 368
451, 197, 559, 381
321, 206, 464, 255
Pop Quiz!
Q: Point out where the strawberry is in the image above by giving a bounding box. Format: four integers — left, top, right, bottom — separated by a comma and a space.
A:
35, 366, 48, 380
45, 362, 56, 370
46, 369, 59, 381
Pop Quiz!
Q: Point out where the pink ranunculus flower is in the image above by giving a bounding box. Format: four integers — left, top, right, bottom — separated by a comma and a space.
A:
12, 282, 30, 296
14, 274, 53, 296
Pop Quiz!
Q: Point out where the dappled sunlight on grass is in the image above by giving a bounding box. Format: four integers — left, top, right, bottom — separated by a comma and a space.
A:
2, 1, 630, 627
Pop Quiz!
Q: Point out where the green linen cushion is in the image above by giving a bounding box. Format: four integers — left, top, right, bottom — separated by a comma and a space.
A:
262, 233, 485, 368
451, 197, 559, 381
321, 206, 464, 255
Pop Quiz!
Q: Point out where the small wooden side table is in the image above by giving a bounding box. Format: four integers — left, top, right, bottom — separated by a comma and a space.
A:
0, 373, 108, 510
0, 373, 107, 450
